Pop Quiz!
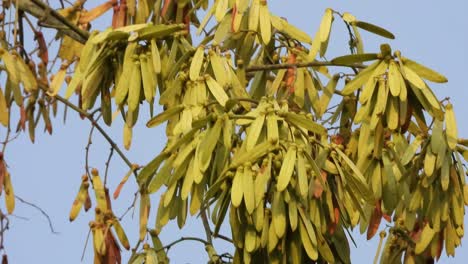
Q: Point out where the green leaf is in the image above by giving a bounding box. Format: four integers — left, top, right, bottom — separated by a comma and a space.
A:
283, 112, 327, 135
352, 21, 395, 39
331, 53, 379, 64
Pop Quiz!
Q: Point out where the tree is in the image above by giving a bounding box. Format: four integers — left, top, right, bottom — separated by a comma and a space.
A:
0, 0, 467, 263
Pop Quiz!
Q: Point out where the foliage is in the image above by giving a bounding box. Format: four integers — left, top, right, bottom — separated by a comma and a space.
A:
0, 0, 467, 263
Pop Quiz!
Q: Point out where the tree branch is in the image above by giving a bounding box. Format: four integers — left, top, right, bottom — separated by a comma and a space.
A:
155, 236, 209, 253
15, 195, 58, 234
245, 61, 365, 72
52, 94, 137, 177
14, 0, 89, 43
200, 209, 213, 244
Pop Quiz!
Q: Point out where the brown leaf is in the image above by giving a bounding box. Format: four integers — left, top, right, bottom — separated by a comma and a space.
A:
85, 189, 92, 212
20, 105, 26, 131
328, 206, 340, 235
331, 134, 345, 145
183, 6, 190, 33
35, 31, 48, 65
116, 2, 127, 28
366, 200, 383, 240
104, 232, 121, 264
112, 4, 119, 28
105, 188, 113, 211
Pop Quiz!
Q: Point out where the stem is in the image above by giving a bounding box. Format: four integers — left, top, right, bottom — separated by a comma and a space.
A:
155, 236, 209, 253
16, 0, 89, 43
52, 94, 137, 177
200, 209, 213, 244
15, 195, 58, 234
245, 61, 365, 73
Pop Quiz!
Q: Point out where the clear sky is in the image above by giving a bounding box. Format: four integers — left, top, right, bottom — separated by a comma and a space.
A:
4, 0, 468, 263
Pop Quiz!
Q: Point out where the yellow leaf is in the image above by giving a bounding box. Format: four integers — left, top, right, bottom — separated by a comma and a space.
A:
272, 191, 286, 238
445, 103, 458, 150
215, 0, 228, 22
243, 167, 256, 214
402, 57, 447, 83
91, 169, 107, 211
246, 115, 265, 151
259, 2, 271, 44
150, 39, 161, 73
341, 60, 381, 95
231, 168, 244, 207
190, 46, 205, 81
4, 172, 15, 214
0, 88, 9, 127
402, 65, 426, 89
277, 147, 297, 192
319, 8, 333, 43
123, 124, 133, 150
69, 179, 88, 221
248, 0, 260, 32
415, 224, 435, 254
205, 75, 229, 106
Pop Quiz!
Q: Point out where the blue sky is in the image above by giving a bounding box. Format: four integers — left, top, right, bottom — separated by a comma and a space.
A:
4, 0, 468, 263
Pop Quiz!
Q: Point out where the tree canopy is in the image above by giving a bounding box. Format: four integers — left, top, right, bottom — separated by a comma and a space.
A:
0, 0, 467, 263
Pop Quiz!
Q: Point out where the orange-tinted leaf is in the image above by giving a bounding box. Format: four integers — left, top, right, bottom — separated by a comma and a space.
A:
313, 170, 327, 198
79, 0, 117, 24
161, 0, 173, 18
285, 53, 297, 93
367, 201, 383, 240
113, 165, 136, 199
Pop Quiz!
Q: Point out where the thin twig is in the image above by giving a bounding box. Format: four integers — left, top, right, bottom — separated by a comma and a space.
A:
119, 191, 139, 221
155, 236, 209, 253
213, 233, 233, 243
104, 147, 114, 185
14, 195, 58, 234
200, 209, 212, 244
245, 61, 365, 73
81, 228, 91, 261
51, 93, 137, 178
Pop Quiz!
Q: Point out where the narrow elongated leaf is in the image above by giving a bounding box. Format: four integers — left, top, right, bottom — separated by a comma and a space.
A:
147, 106, 184, 128
352, 21, 395, 39
445, 103, 458, 150
205, 76, 229, 106
341, 60, 381, 95
331, 53, 378, 64
277, 147, 297, 191
190, 46, 205, 80
402, 57, 447, 83
283, 112, 327, 135
415, 224, 435, 254
259, 2, 271, 44
319, 8, 333, 42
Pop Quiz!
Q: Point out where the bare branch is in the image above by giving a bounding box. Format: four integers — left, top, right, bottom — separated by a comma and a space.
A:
14, 0, 89, 43
200, 209, 212, 244
14, 195, 58, 234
